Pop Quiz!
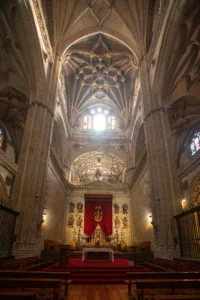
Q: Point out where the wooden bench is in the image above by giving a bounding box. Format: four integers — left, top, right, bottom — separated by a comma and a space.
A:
134, 278, 200, 300
126, 271, 200, 297
0, 270, 71, 297
144, 261, 173, 271
154, 294, 200, 299
0, 256, 52, 271
0, 290, 37, 299
0, 277, 63, 300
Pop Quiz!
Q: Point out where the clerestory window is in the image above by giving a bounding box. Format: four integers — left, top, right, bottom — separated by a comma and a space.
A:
83, 108, 116, 131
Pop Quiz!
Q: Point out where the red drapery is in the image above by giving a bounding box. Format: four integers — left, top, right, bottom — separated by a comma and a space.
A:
84, 194, 112, 236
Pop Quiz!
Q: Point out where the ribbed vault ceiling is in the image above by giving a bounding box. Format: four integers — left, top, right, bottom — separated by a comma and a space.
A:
63, 34, 139, 129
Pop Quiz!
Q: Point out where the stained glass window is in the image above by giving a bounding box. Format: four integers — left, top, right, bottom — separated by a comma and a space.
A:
108, 116, 116, 129
190, 131, 200, 156
0, 129, 4, 149
83, 108, 116, 131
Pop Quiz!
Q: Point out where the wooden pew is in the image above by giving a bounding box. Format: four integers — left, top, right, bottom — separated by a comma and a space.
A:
0, 270, 71, 297
126, 271, 200, 297
134, 278, 200, 300
0, 256, 52, 271
154, 295, 200, 299
0, 291, 37, 299
0, 277, 63, 300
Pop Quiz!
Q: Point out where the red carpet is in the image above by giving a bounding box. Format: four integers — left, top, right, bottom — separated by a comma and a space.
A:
43, 257, 151, 284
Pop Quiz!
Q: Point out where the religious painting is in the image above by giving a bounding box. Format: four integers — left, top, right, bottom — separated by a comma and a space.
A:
113, 203, 119, 214
122, 203, 128, 214
68, 214, 74, 227
69, 202, 75, 213
94, 205, 103, 222
77, 202, 83, 213
122, 216, 128, 229
76, 215, 83, 227
114, 216, 120, 229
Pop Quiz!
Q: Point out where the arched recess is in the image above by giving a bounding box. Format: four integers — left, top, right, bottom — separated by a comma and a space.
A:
135, 125, 146, 166
51, 116, 68, 166
0, 175, 8, 206
152, 1, 200, 108
0, 2, 47, 99
130, 118, 146, 167
69, 151, 126, 186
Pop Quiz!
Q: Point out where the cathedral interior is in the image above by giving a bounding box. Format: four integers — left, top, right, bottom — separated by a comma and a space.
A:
0, 0, 200, 261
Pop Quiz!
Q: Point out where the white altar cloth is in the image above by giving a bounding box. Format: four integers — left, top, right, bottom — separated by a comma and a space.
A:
82, 247, 114, 262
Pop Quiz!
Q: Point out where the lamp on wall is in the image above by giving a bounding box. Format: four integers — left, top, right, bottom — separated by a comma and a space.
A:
42, 208, 47, 223
181, 199, 187, 210
148, 215, 153, 224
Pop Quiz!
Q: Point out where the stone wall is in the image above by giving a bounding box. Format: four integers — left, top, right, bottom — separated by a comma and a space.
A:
130, 167, 153, 246
41, 163, 67, 245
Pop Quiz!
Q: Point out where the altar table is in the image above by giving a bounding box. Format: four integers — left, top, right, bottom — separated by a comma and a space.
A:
82, 248, 114, 262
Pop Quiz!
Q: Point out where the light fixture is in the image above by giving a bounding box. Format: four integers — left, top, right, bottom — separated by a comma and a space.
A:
148, 215, 153, 224
181, 199, 187, 210
43, 212, 47, 221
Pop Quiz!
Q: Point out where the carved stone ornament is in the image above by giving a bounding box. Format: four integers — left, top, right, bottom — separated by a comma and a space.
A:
89, 0, 114, 26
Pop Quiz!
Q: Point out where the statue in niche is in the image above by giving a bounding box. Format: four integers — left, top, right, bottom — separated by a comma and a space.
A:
94, 206, 103, 222
76, 215, 83, 227
113, 203, 119, 214
77, 202, 83, 213
122, 203, 128, 214
114, 216, 120, 229
123, 216, 128, 229
69, 202, 75, 213
68, 214, 74, 227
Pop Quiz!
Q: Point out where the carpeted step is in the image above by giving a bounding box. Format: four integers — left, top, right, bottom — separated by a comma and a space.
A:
71, 278, 125, 284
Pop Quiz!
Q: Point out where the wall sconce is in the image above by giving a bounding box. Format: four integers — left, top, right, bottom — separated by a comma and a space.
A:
181, 199, 187, 210
43, 212, 47, 221
148, 215, 153, 224
42, 209, 47, 223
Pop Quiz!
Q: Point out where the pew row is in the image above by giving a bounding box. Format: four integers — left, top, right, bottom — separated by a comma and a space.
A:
126, 271, 200, 297
154, 294, 200, 299
134, 279, 200, 300
0, 278, 63, 300
0, 271, 71, 298
0, 256, 52, 271
0, 290, 38, 299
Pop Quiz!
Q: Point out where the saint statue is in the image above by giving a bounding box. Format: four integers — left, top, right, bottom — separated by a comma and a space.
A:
94, 206, 103, 222
123, 216, 128, 229
76, 215, 83, 227
114, 216, 120, 229
68, 214, 74, 227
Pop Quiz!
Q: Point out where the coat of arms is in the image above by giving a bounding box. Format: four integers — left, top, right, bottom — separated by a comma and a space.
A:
94, 205, 103, 222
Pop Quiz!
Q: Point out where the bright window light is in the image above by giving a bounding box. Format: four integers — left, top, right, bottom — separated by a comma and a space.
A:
91, 109, 95, 114
97, 107, 102, 112
93, 114, 106, 131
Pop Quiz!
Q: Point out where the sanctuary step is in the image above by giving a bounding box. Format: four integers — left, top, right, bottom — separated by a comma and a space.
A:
43, 257, 151, 284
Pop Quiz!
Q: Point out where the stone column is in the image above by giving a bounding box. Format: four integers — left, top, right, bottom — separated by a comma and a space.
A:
140, 60, 180, 258
11, 59, 61, 257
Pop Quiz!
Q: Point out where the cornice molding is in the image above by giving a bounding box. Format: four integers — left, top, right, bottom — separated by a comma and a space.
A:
30, 0, 53, 60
